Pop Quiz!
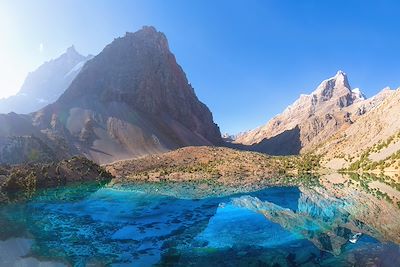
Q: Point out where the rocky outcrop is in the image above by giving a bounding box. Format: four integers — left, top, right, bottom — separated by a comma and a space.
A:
0, 46, 91, 114
0, 136, 56, 165
0, 112, 72, 164
0, 26, 222, 164
0, 156, 113, 203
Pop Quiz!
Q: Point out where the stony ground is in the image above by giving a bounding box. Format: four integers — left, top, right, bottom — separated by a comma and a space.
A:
105, 146, 320, 190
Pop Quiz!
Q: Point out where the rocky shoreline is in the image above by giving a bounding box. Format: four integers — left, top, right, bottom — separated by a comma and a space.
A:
0, 156, 112, 203
105, 146, 320, 188
0, 146, 320, 203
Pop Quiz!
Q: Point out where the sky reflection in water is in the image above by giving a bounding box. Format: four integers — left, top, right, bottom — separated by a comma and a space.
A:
0, 180, 399, 267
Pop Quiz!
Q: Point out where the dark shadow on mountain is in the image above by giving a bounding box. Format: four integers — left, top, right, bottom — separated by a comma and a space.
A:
225, 126, 301, 156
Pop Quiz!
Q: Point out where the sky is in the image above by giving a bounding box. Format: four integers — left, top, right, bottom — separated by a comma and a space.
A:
1, 0, 400, 134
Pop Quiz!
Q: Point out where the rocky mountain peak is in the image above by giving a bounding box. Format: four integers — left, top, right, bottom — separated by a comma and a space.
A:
334, 70, 350, 86
58, 45, 86, 64
335, 70, 347, 78
0, 45, 90, 114
138, 25, 160, 35
313, 70, 351, 101
58, 26, 208, 125
234, 71, 365, 154
31, 26, 222, 163
122, 26, 169, 54
66, 45, 78, 54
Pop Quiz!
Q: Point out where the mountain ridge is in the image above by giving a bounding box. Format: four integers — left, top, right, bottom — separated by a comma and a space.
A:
0, 46, 92, 114
233, 71, 377, 155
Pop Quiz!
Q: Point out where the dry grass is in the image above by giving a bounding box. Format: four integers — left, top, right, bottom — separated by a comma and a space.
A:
106, 146, 320, 188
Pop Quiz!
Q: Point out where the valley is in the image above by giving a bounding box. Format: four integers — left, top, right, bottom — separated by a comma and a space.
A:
0, 23, 399, 266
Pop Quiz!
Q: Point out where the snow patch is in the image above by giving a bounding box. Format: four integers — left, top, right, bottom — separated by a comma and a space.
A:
64, 60, 86, 78
352, 88, 366, 100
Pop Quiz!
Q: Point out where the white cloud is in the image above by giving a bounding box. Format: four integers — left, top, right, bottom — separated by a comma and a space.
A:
39, 43, 44, 53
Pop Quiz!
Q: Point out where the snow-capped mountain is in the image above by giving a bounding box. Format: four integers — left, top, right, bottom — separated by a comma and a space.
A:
0, 46, 92, 114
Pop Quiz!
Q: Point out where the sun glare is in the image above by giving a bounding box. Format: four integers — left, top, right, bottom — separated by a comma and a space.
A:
0, 5, 24, 99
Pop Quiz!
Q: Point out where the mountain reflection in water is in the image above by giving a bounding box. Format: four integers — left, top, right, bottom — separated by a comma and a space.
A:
0, 174, 399, 266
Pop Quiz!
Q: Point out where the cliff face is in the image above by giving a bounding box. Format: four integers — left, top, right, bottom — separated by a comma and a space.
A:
319, 88, 400, 170
0, 26, 222, 164
57, 27, 221, 145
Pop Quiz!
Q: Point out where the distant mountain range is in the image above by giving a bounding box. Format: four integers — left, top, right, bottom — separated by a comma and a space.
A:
0, 26, 221, 164
0, 46, 92, 114
0, 26, 399, 172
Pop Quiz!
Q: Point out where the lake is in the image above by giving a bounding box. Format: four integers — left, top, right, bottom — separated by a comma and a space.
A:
0, 177, 400, 266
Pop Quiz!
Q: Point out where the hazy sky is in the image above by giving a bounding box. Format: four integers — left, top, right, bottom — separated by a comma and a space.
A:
1, 0, 400, 133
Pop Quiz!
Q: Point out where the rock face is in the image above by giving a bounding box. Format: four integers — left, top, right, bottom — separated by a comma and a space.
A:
0, 112, 69, 164
234, 71, 373, 155
319, 87, 400, 170
0, 46, 91, 114
0, 26, 222, 164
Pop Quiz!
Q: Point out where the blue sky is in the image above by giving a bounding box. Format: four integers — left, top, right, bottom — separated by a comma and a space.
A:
1, 0, 400, 133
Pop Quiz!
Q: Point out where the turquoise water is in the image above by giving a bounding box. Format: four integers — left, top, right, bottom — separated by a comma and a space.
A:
0, 182, 399, 266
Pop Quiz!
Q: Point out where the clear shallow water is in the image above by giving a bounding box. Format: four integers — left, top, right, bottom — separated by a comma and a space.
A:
0, 182, 399, 267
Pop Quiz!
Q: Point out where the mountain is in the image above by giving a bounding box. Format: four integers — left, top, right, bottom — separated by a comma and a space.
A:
222, 131, 250, 143
0, 46, 91, 114
234, 71, 370, 155
0, 26, 222, 165
232, 70, 400, 171
318, 87, 400, 171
